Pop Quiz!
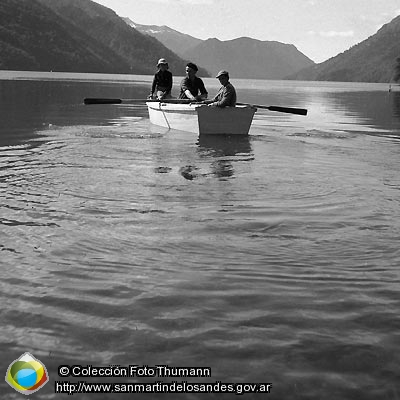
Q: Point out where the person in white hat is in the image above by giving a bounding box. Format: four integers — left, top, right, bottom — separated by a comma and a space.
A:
148, 58, 173, 100
205, 70, 236, 107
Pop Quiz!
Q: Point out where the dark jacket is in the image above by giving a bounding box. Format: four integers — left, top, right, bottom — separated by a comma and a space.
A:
179, 76, 208, 99
151, 70, 173, 95
210, 82, 236, 107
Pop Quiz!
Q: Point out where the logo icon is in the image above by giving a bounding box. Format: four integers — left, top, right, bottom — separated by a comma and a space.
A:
5, 352, 49, 395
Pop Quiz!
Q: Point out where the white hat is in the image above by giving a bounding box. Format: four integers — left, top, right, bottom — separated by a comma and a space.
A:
216, 70, 229, 78
157, 58, 168, 66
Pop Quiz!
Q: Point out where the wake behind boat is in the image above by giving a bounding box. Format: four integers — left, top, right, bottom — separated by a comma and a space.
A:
146, 101, 257, 135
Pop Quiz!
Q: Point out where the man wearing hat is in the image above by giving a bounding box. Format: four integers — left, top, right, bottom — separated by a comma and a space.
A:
149, 58, 173, 100
206, 70, 237, 107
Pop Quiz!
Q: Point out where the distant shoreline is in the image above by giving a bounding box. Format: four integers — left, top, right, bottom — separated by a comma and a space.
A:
0, 70, 153, 84
0, 71, 399, 92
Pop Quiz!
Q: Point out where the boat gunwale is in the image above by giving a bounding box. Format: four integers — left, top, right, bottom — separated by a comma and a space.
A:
146, 102, 256, 112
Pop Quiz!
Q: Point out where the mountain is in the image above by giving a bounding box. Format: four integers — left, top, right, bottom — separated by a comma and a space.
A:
0, 0, 131, 73
182, 37, 315, 79
37, 0, 209, 76
123, 18, 202, 58
0, 0, 209, 75
4, 0, 397, 82
289, 15, 400, 82
122, 19, 314, 80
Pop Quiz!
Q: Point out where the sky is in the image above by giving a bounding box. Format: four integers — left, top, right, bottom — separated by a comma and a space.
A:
94, 0, 400, 63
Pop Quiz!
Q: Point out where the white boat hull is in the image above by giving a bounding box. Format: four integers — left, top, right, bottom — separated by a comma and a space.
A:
146, 102, 256, 135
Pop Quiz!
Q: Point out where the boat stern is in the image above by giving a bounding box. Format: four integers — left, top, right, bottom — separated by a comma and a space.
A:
196, 105, 256, 135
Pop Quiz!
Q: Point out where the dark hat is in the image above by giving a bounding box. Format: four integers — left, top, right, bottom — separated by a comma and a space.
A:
186, 62, 198, 72
216, 70, 229, 78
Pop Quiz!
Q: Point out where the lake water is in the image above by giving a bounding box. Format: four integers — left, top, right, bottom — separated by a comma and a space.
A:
1, 71, 400, 399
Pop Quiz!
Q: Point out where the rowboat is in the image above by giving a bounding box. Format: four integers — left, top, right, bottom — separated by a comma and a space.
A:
146, 101, 257, 135
83, 98, 307, 135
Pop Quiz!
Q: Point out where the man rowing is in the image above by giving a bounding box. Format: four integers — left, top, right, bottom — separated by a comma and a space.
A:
205, 70, 237, 107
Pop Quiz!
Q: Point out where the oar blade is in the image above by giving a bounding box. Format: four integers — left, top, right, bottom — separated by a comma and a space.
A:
236, 102, 307, 116
84, 98, 122, 105
267, 105, 308, 116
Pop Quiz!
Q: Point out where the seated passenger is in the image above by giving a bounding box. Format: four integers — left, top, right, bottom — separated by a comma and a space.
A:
179, 62, 208, 101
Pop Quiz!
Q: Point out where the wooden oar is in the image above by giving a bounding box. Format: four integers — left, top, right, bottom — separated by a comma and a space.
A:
83, 98, 192, 105
84, 98, 308, 115
237, 102, 307, 116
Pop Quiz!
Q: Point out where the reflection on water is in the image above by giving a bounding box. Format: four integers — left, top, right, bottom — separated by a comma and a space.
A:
197, 134, 252, 157
238, 80, 400, 137
391, 91, 400, 120
0, 78, 150, 146
196, 135, 253, 179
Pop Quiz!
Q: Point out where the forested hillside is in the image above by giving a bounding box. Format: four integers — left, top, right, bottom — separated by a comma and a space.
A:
289, 15, 400, 82
0, 0, 209, 75
0, 0, 131, 73
37, 0, 209, 75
